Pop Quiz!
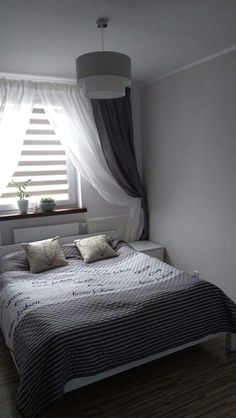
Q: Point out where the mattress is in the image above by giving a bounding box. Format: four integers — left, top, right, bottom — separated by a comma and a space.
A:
1, 240, 236, 418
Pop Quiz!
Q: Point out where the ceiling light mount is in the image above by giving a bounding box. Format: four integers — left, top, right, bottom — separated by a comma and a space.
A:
76, 18, 131, 99
96, 18, 108, 29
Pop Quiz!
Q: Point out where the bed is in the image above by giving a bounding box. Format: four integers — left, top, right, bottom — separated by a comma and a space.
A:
1, 232, 236, 418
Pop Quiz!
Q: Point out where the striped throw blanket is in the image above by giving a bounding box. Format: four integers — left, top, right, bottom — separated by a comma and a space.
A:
1, 241, 236, 417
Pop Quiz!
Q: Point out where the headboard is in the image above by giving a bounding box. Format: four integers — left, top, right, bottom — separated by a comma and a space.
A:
0, 230, 118, 258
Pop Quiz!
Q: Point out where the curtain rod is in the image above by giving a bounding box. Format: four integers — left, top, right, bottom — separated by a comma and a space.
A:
0, 72, 76, 85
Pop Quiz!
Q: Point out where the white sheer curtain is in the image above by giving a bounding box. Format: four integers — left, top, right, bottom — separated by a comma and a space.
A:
37, 82, 142, 241
0, 79, 35, 196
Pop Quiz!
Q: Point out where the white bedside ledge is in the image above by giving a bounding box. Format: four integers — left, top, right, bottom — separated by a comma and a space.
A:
128, 240, 165, 261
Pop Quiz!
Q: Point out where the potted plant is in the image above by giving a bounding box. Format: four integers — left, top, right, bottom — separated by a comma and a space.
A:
40, 197, 56, 212
12, 179, 31, 215
12, 179, 31, 214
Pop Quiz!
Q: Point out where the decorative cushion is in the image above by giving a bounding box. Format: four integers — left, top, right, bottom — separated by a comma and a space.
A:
74, 235, 118, 263
62, 243, 82, 260
22, 236, 68, 273
106, 236, 124, 251
0, 251, 29, 272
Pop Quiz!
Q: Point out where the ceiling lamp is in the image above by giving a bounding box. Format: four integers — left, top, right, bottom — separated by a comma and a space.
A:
76, 18, 131, 99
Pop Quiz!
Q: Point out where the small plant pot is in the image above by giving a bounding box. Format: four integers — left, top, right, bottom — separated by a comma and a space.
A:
17, 199, 29, 215
40, 202, 56, 212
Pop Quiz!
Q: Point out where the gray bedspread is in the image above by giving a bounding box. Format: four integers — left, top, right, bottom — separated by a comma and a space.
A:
1, 241, 236, 418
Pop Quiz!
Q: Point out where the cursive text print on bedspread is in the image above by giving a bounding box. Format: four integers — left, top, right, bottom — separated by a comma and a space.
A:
1, 242, 236, 418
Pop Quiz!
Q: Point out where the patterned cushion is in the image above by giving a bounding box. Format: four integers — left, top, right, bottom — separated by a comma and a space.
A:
23, 237, 68, 273
62, 243, 82, 260
106, 236, 125, 251
0, 251, 29, 272
74, 235, 118, 263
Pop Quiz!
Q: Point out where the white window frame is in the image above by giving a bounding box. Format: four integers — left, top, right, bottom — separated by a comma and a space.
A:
0, 161, 78, 212
0, 104, 79, 212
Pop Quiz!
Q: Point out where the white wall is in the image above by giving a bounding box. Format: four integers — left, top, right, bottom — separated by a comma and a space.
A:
141, 50, 236, 302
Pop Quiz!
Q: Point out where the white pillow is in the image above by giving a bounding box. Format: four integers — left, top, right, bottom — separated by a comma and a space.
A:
23, 236, 68, 273
74, 235, 118, 263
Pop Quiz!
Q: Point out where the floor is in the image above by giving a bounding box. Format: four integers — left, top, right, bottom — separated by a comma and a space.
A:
1, 335, 236, 418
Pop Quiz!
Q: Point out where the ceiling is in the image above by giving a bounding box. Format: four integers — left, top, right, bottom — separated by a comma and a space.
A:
1, 0, 236, 84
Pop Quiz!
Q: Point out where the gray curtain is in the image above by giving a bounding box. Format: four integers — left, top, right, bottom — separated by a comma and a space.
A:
91, 88, 148, 240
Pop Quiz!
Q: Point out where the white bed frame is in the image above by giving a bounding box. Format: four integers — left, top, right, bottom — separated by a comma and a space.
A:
1, 229, 236, 396
64, 332, 236, 393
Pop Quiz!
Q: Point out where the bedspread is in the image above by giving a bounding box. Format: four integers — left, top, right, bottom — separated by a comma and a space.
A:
1, 242, 236, 417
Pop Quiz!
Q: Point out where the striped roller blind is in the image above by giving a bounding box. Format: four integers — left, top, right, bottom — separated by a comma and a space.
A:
0, 104, 72, 205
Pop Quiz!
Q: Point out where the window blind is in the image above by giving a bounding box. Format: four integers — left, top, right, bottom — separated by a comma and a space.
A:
0, 105, 70, 204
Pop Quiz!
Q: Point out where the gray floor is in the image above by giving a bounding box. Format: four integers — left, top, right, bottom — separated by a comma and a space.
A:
1, 335, 236, 418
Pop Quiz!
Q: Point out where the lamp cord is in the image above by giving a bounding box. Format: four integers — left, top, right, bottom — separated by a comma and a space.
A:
101, 26, 104, 51
97, 19, 107, 51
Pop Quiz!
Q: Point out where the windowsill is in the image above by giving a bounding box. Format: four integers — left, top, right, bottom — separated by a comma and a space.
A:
0, 207, 87, 221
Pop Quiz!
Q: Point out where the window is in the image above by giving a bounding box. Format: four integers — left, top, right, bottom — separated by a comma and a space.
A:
0, 100, 77, 210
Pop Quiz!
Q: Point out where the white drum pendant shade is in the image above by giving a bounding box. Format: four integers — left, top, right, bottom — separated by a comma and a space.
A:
76, 51, 131, 99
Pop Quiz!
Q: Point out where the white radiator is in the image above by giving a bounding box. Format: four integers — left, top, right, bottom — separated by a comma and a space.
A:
14, 223, 80, 244
11, 215, 128, 244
